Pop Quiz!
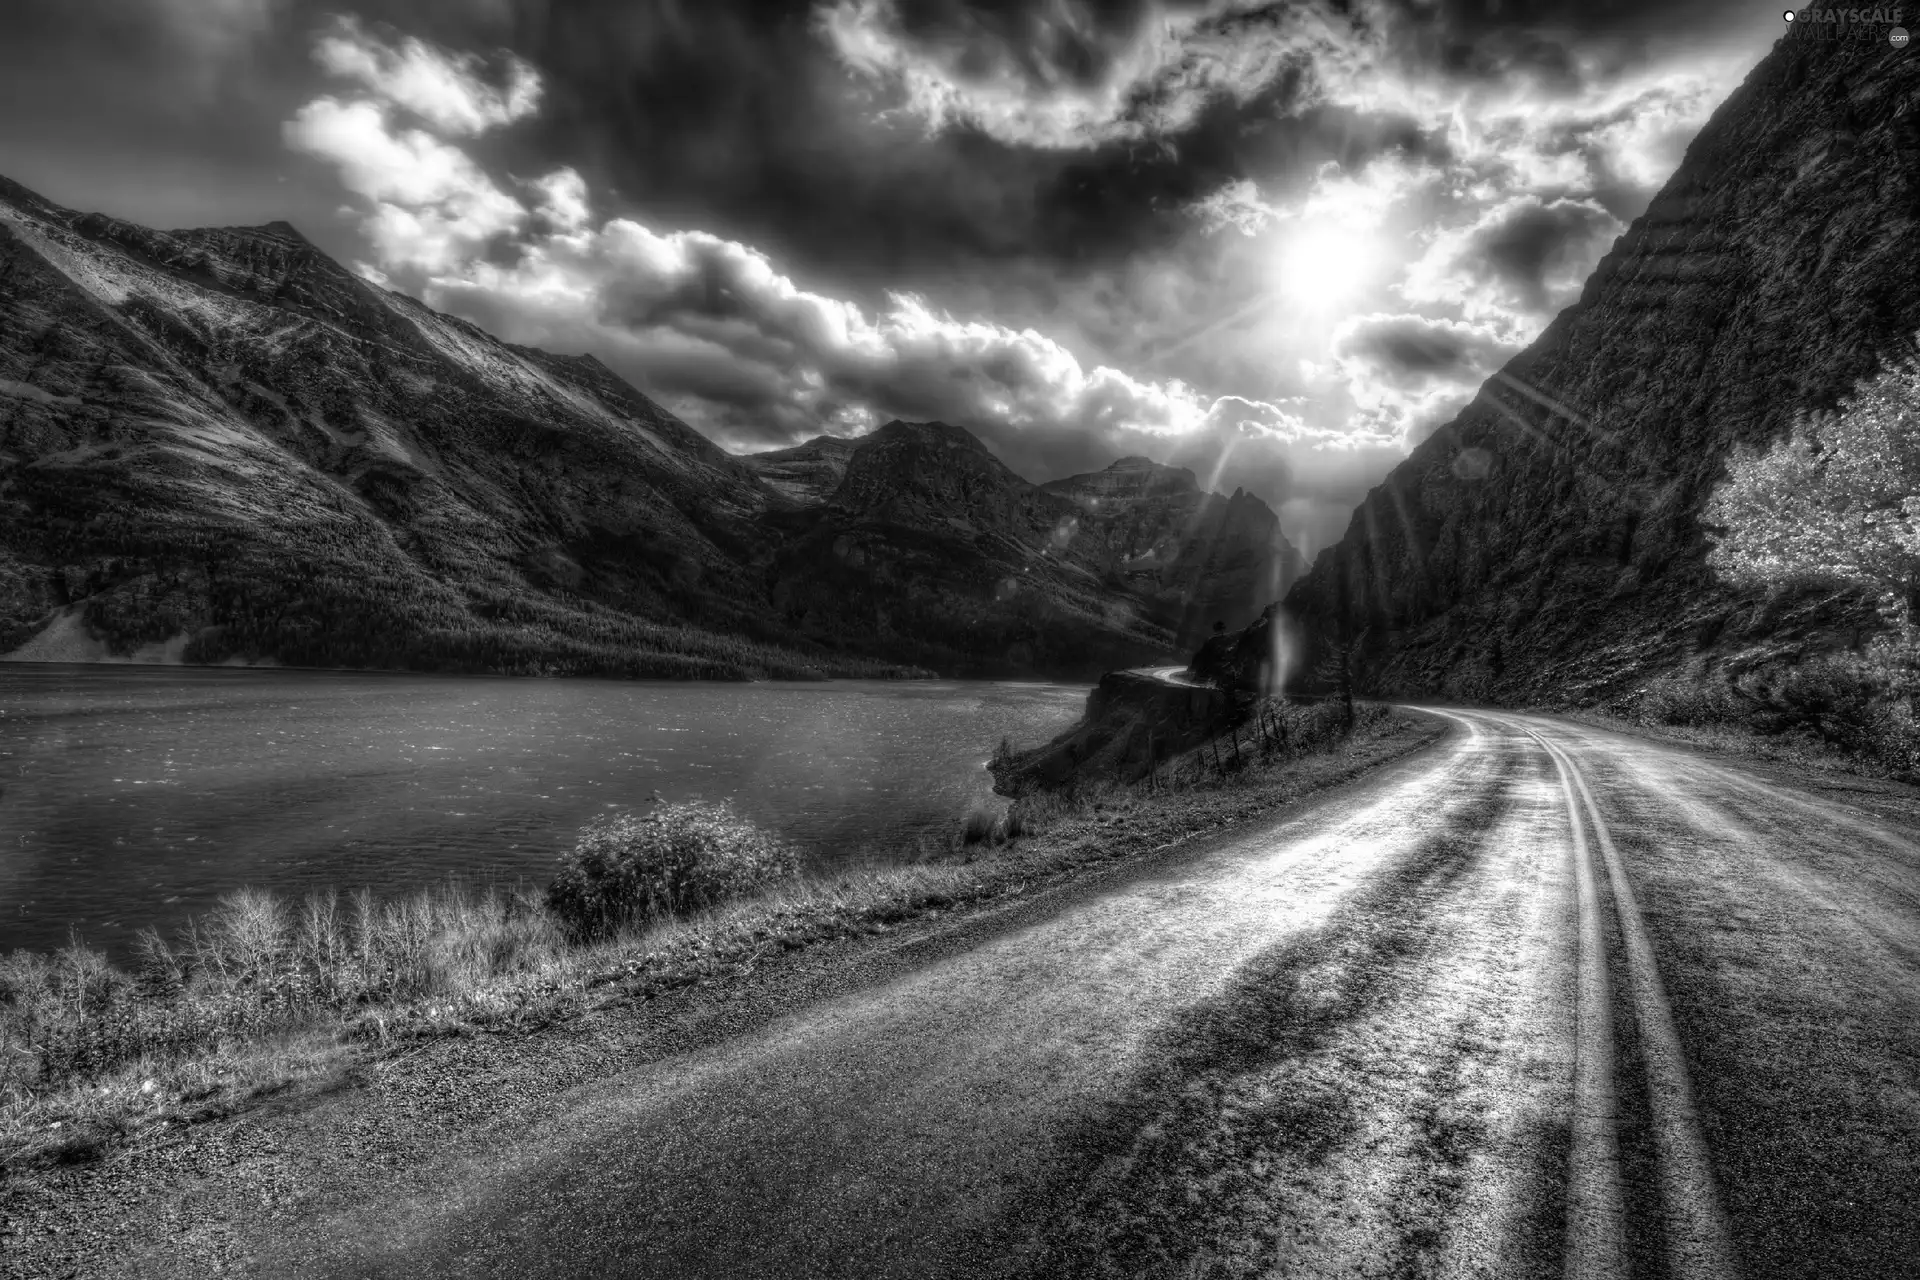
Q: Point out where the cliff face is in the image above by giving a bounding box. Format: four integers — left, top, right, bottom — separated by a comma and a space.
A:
1044, 457, 1306, 649
1213, 33, 1920, 702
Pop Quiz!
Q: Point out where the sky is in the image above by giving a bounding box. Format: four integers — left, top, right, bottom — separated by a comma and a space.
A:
0, 0, 1786, 558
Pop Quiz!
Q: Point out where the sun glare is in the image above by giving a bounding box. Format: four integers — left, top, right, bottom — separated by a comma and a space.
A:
1273, 223, 1381, 309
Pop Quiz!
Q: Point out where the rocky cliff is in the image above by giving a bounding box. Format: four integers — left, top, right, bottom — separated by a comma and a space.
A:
1205, 32, 1920, 705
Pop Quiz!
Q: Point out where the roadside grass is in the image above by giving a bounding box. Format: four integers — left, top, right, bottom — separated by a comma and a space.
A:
0, 701, 1435, 1171
1555, 706, 1890, 779
1562, 661, 1920, 782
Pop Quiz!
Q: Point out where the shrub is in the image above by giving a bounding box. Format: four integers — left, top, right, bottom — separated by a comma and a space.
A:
959, 800, 1002, 845
1634, 673, 1749, 727
546, 802, 799, 942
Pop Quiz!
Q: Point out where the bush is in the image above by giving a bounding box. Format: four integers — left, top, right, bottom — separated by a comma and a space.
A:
1623, 654, 1920, 778
546, 802, 800, 942
959, 800, 1002, 845
1634, 673, 1749, 727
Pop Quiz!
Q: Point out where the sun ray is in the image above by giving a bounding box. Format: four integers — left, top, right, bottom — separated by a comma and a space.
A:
1491, 370, 1620, 446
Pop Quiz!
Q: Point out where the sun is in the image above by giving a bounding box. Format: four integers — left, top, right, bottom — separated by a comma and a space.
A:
1272, 223, 1382, 309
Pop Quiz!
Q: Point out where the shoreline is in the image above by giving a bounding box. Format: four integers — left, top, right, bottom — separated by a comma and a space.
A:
0, 669, 1095, 960
1, 706, 1444, 1177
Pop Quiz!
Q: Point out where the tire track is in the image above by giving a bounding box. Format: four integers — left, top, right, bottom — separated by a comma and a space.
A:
1529, 726, 1629, 1280
1526, 725, 1739, 1280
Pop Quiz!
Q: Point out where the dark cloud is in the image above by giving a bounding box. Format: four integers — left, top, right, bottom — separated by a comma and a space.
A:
1334, 314, 1516, 384
0, 0, 1772, 292
1468, 196, 1621, 311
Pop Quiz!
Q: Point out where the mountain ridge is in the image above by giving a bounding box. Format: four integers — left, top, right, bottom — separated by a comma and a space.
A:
745, 430, 1307, 650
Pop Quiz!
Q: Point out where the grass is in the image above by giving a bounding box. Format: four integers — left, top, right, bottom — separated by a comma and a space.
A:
1556, 706, 1890, 778
1560, 659, 1920, 783
0, 701, 1434, 1171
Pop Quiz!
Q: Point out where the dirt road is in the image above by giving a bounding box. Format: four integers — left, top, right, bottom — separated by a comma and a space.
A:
40, 711, 1920, 1278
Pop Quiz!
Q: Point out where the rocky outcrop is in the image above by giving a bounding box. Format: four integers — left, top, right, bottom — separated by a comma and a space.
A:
1043, 457, 1306, 649
990, 669, 1233, 794
1231, 32, 1920, 704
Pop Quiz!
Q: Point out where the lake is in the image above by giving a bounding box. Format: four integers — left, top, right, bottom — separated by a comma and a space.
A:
0, 665, 1089, 957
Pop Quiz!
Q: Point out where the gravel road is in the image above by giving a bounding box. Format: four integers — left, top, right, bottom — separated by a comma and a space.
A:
9, 709, 1918, 1278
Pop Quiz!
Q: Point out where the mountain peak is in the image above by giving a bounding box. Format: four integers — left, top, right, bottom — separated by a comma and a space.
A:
870, 419, 993, 453
255, 219, 309, 243
1043, 456, 1201, 501
0, 174, 62, 217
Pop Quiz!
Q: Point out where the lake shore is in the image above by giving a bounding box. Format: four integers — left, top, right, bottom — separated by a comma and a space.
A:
0, 667, 1089, 957
1, 705, 1441, 1199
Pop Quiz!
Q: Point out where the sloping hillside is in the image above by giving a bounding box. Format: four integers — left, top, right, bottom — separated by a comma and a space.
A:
1202, 32, 1920, 707
0, 175, 865, 677
0, 177, 1195, 680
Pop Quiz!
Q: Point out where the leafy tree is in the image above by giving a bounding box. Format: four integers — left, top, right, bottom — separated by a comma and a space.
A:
1707, 353, 1920, 697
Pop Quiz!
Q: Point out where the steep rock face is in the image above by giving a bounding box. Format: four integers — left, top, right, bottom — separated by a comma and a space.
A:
763, 421, 1177, 678
0, 177, 857, 677
1219, 33, 1920, 702
1044, 457, 1306, 649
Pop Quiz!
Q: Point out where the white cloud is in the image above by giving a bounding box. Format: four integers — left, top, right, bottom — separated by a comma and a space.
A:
283, 96, 527, 273
815, 0, 1357, 150
312, 16, 540, 136
527, 168, 592, 234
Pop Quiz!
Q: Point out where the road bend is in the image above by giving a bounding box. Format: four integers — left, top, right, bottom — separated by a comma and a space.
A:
98, 710, 1920, 1279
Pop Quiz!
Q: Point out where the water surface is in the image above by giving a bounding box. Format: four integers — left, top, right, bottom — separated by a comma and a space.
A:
0, 665, 1087, 955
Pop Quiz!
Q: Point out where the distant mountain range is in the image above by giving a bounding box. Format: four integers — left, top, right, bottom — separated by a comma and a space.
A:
1200, 33, 1920, 706
0, 176, 1302, 681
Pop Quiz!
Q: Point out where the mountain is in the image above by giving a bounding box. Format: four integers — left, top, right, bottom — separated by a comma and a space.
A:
1042, 456, 1306, 648
742, 427, 1307, 673
0, 175, 1209, 681
1198, 32, 1920, 708
756, 421, 1180, 675
0, 174, 857, 679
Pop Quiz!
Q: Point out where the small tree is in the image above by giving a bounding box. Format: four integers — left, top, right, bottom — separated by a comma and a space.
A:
1312, 621, 1362, 729
1706, 353, 1920, 695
